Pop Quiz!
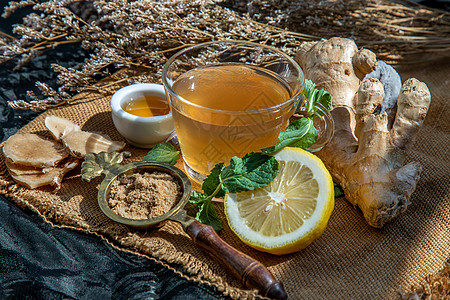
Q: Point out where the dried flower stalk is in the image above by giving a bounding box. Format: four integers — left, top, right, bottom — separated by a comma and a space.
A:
1, 0, 449, 111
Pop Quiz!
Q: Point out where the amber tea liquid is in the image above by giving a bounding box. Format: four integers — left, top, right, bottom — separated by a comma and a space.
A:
171, 64, 295, 178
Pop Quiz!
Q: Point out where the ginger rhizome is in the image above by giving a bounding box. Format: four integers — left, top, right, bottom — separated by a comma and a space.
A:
295, 37, 431, 228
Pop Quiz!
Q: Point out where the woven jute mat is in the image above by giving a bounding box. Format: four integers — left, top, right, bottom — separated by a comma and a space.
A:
0, 60, 449, 299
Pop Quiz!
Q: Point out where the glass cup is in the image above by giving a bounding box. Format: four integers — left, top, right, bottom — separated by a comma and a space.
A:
162, 40, 333, 183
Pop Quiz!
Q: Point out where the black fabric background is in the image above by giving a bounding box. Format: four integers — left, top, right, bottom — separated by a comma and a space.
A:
0, 198, 226, 300
0, 5, 227, 300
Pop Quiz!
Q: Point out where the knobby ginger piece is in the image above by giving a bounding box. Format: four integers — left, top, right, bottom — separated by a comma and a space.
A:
352, 48, 377, 80
2, 133, 68, 168
295, 37, 431, 228
295, 38, 373, 109
365, 60, 403, 128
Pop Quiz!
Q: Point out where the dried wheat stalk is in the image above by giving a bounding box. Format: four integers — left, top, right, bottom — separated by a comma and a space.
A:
234, 0, 450, 60
1, 0, 449, 111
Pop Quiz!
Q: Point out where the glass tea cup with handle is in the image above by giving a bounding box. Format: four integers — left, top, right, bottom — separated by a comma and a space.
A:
162, 40, 333, 183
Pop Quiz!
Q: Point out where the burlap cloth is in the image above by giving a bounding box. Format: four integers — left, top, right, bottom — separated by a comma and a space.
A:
0, 59, 449, 299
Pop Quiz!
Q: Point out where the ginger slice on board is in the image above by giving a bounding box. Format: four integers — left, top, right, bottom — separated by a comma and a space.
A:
6, 157, 79, 190
2, 133, 68, 168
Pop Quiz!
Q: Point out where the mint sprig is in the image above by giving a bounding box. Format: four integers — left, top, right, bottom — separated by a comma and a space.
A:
189, 153, 279, 232
263, 79, 330, 154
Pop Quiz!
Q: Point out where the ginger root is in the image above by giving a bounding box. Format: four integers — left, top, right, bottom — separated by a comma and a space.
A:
295, 37, 431, 228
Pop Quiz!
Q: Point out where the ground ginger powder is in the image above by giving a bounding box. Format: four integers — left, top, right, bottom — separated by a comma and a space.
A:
108, 171, 182, 219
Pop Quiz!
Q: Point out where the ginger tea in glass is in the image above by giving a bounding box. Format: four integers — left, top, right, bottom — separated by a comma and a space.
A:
162, 41, 304, 182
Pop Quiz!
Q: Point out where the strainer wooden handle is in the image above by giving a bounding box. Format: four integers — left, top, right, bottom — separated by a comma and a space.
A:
187, 220, 287, 300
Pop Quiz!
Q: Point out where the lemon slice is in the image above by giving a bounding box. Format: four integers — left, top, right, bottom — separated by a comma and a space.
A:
224, 147, 334, 255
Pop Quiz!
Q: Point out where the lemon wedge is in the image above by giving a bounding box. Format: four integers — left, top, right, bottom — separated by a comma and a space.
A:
224, 147, 334, 255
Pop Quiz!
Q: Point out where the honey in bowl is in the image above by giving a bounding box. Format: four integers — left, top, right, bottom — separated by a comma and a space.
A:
122, 95, 170, 117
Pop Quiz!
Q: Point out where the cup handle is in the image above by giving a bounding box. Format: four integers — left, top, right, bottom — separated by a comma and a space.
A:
186, 220, 287, 300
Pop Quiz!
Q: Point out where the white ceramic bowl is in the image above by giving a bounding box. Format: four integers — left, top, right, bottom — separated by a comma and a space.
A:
111, 83, 174, 148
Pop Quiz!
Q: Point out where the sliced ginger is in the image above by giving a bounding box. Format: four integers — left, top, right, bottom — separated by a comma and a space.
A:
44, 116, 125, 159
6, 158, 78, 190
5, 159, 53, 176
45, 115, 81, 141
2, 133, 68, 168
295, 37, 431, 228
61, 130, 126, 159
2, 116, 126, 190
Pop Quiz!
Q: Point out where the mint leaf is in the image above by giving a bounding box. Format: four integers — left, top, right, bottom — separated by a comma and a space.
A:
316, 89, 332, 111
262, 118, 317, 153
189, 190, 223, 232
202, 162, 226, 198
287, 120, 318, 149
334, 183, 344, 198
143, 142, 179, 165
219, 156, 244, 179
301, 79, 317, 113
189, 190, 208, 203
299, 79, 332, 113
189, 163, 225, 231
221, 153, 279, 193
196, 200, 223, 232
303, 79, 316, 98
